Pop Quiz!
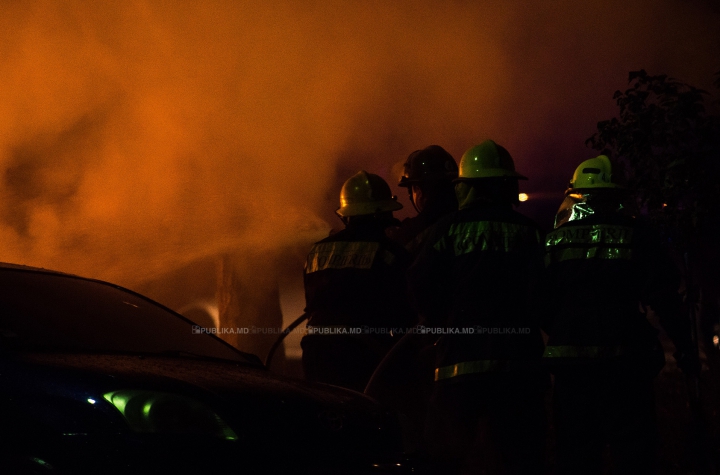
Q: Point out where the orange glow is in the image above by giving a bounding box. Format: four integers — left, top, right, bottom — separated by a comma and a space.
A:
0, 0, 715, 298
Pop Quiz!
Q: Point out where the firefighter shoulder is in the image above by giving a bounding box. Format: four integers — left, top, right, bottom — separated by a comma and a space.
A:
301, 170, 415, 392
386, 145, 459, 254
407, 140, 547, 473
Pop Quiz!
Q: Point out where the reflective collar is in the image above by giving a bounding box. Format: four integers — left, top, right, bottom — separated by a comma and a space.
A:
554, 191, 624, 228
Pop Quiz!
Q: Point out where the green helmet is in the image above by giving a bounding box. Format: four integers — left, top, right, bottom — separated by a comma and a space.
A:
457, 140, 527, 180
569, 155, 618, 190
337, 171, 403, 217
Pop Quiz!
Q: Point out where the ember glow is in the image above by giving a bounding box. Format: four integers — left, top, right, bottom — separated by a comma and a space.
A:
0, 0, 717, 293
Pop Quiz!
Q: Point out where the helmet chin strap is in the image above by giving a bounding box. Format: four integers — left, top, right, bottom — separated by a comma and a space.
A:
408, 187, 420, 213
335, 209, 350, 226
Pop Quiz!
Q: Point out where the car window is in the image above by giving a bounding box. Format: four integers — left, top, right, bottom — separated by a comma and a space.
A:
0, 268, 255, 363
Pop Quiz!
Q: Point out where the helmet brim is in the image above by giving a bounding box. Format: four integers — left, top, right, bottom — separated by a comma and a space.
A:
397, 177, 414, 188
336, 199, 403, 217
399, 175, 457, 187
454, 170, 528, 182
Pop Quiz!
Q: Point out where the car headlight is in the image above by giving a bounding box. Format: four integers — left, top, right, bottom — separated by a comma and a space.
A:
103, 390, 238, 440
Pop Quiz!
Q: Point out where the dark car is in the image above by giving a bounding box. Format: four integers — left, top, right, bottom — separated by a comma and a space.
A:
0, 263, 412, 474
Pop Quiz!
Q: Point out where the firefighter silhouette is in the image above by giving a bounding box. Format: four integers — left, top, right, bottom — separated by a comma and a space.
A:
544, 156, 698, 474
407, 141, 548, 474
301, 171, 415, 392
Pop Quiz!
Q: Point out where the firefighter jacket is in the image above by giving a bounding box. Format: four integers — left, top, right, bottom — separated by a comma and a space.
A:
407, 202, 546, 382
304, 221, 416, 336
543, 205, 691, 371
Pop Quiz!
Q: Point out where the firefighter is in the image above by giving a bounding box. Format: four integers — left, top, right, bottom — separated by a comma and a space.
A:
301, 170, 415, 392
544, 155, 698, 474
408, 140, 548, 474
366, 145, 458, 453
387, 145, 459, 253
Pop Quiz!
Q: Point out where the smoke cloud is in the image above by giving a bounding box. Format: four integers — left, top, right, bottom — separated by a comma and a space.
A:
0, 0, 717, 290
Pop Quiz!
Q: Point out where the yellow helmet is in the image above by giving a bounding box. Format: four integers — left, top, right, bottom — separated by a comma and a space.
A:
337, 171, 403, 217
569, 155, 618, 190
457, 140, 527, 180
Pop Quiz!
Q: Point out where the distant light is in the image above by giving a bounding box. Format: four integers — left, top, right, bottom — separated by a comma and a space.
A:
518, 193, 529, 202
713, 335, 719, 348
87, 398, 96, 404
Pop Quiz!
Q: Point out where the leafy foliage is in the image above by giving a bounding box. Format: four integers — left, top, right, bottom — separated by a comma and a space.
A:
586, 70, 720, 250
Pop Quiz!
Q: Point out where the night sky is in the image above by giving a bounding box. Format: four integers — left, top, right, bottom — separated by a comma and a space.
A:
0, 0, 718, 290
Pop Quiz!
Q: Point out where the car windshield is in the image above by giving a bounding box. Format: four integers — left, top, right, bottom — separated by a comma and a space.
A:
0, 267, 256, 364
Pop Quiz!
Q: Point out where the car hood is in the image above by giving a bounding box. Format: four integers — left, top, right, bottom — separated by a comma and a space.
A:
2, 352, 399, 457
12, 351, 366, 405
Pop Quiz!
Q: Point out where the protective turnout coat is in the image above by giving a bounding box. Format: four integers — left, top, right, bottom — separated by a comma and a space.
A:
543, 202, 690, 371
301, 221, 415, 391
407, 202, 546, 381
304, 223, 415, 332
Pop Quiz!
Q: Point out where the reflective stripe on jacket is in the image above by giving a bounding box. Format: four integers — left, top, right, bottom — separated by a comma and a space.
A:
545, 224, 634, 266
303, 222, 415, 331
542, 212, 687, 367
434, 360, 511, 381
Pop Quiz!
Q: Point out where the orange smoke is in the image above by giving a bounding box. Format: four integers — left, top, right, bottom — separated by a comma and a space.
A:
0, 0, 717, 290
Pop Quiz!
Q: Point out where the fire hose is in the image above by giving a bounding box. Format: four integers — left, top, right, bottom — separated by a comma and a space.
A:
265, 313, 308, 368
